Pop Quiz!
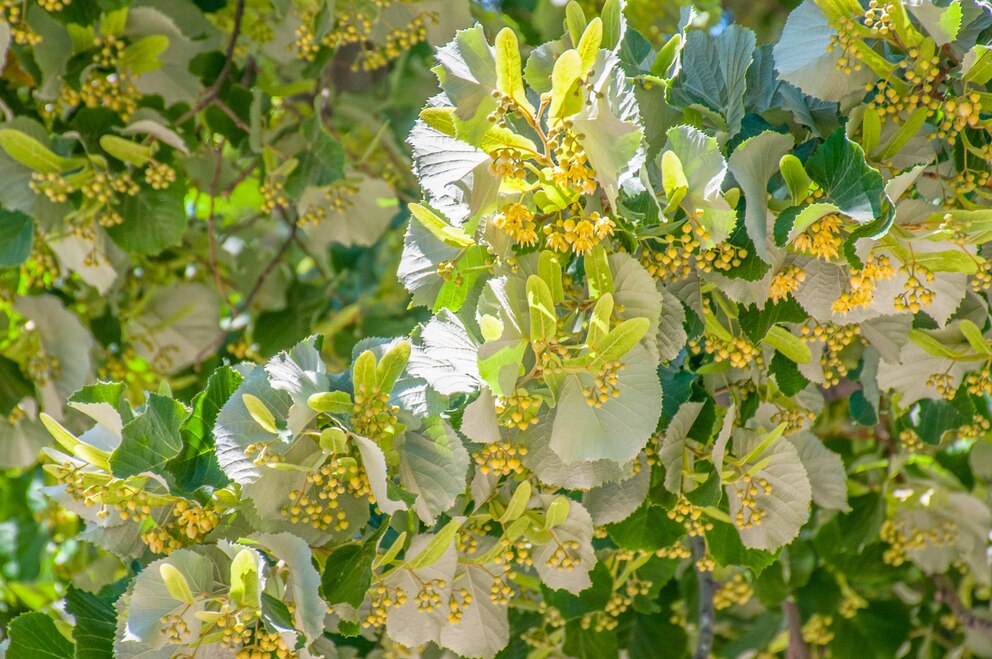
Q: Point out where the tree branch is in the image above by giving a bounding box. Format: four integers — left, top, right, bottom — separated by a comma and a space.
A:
935, 575, 992, 632
175, 0, 247, 127
783, 598, 811, 659
692, 536, 716, 659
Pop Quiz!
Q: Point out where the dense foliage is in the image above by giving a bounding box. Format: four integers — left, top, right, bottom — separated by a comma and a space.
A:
3, 0, 992, 657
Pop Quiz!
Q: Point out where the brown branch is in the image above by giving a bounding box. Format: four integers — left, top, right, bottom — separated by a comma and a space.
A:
934, 575, 992, 632
783, 598, 811, 659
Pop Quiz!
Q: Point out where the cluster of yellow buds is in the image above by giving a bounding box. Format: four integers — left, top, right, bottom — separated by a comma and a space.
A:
490, 572, 515, 605
799, 322, 861, 385
260, 178, 290, 215
292, 10, 321, 61
29, 172, 73, 204
713, 572, 753, 610
245, 440, 285, 466
656, 541, 692, 560
733, 474, 773, 529
956, 415, 992, 441
235, 625, 294, 659
544, 211, 615, 255
551, 129, 598, 196
949, 167, 992, 195
793, 214, 844, 260
145, 161, 176, 190
937, 94, 984, 143
698, 242, 748, 274
23, 344, 62, 386
414, 578, 446, 613
880, 516, 958, 566
770, 407, 816, 433
897, 428, 925, 452
1, 1, 40, 45
489, 149, 528, 179
925, 371, 957, 399
689, 333, 762, 370
667, 495, 713, 537
544, 539, 581, 571
379, 10, 436, 65
143, 500, 220, 554
832, 254, 894, 314
352, 381, 399, 439
494, 202, 539, 246
161, 612, 192, 643
769, 264, 806, 302
894, 263, 936, 312
802, 613, 835, 646
363, 583, 408, 628
867, 50, 945, 120
837, 585, 868, 618
281, 453, 372, 531
826, 17, 864, 74
473, 441, 527, 476
321, 8, 373, 52
971, 260, 992, 292
495, 390, 543, 430
582, 359, 624, 407
52, 462, 153, 521
966, 364, 992, 396
446, 587, 474, 624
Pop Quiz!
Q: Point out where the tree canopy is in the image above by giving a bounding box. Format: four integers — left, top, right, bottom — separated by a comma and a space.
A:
3, 0, 992, 657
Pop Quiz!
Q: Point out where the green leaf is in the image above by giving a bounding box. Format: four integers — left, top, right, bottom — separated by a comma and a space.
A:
586, 293, 614, 348
565, 2, 587, 45
907, 328, 963, 359
408, 203, 474, 248
876, 106, 928, 160
861, 107, 881, 156
761, 326, 812, 364
963, 45, 992, 84
576, 18, 603, 71
169, 366, 241, 492
806, 129, 885, 223
121, 34, 169, 75
107, 180, 187, 255
550, 49, 584, 120
539, 250, 565, 302
669, 26, 756, 137
0, 128, 82, 173
661, 150, 688, 213
478, 340, 527, 396
353, 350, 377, 392
550, 346, 661, 465
242, 393, 278, 434
65, 585, 120, 659
434, 244, 488, 313
405, 518, 462, 570
595, 317, 650, 361
780, 154, 810, 206
284, 117, 345, 196
159, 563, 195, 604
601, 0, 622, 49
608, 503, 685, 552
99, 135, 152, 166
376, 340, 411, 393
308, 391, 353, 414
109, 392, 189, 478
770, 352, 809, 396
396, 420, 470, 524
228, 548, 260, 607
527, 275, 557, 341
502, 480, 532, 523
323, 526, 387, 608
727, 131, 795, 261
545, 495, 571, 529
585, 244, 614, 298
0, 209, 34, 268
494, 28, 534, 115
959, 320, 992, 356
6, 612, 75, 659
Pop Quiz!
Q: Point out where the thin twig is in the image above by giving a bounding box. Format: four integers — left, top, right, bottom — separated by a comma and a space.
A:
174, 0, 247, 127
691, 536, 715, 659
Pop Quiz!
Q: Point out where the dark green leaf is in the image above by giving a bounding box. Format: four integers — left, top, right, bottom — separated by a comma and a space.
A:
110, 392, 189, 478
107, 181, 188, 255
0, 209, 33, 268
6, 612, 75, 659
